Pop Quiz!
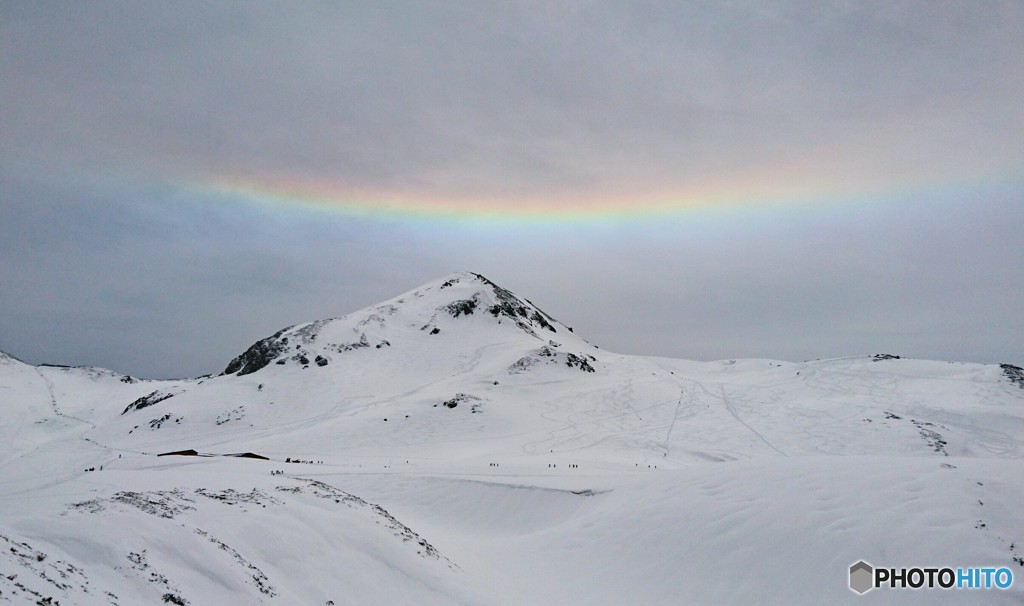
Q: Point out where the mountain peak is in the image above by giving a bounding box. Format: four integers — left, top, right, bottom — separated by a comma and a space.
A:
221, 272, 580, 377
426, 271, 564, 336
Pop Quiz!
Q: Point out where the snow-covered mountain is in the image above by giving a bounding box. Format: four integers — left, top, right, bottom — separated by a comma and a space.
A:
2, 272, 1023, 605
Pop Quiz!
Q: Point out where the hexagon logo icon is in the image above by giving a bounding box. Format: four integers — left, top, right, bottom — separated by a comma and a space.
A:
849, 560, 874, 594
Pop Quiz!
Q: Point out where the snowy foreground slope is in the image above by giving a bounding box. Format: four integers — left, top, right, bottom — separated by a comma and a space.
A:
1, 272, 1023, 605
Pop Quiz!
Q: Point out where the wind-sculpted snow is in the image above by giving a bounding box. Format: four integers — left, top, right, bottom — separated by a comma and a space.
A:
68, 489, 211, 525
40, 363, 138, 384
2, 275, 1024, 604
0, 533, 99, 605
124, 549, 188, 605
14, 475, 458, 604
294, 478, 456, 569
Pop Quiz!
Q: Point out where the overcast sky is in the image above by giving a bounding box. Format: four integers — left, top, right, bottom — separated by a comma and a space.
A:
2, 1, 1022, 378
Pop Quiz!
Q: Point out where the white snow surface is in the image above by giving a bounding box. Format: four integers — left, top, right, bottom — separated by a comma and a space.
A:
1, 272, 1023, 604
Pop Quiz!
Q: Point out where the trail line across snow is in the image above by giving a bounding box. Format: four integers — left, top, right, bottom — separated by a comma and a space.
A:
701, 381, 786, 456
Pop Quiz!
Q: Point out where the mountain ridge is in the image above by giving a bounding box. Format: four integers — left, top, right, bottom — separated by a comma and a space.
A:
2, 272, 1024, 605
3, 271, 1021, 378
219, 271, 593, 378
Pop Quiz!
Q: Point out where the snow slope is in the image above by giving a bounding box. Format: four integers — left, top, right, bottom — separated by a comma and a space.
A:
1, 272, 1022, 604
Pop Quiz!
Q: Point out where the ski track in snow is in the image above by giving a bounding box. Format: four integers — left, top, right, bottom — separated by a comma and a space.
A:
695, 380, 787, 456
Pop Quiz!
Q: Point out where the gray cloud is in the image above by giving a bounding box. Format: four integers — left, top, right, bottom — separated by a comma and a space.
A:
4, 2, 1021, 192
1, 1, 1022, 376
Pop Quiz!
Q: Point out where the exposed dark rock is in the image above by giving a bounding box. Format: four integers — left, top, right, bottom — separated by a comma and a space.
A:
315, 355, 328, 367
566, 353, 596, 372
911, 419, 948, 455
440, 393, 483, 412
471, 272, 559, 335
530, 311, 555, 332
446, 295, 479, 317
222, 328, 291, 376
1001, 364, 1024, 390
216, 406, 245, 425
510, 348, 597, 374
873, 354, 901, 361
123, 390, 176, 414
329, 333, 370, 352
108, 489, 196, 519
508, 355, 537, 373
149, 413, 175, 429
